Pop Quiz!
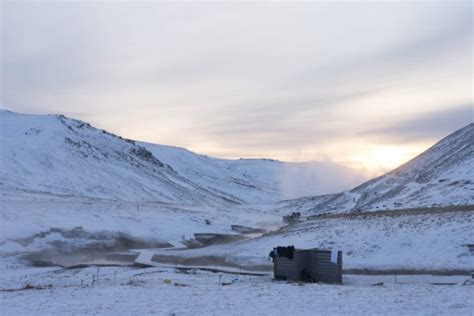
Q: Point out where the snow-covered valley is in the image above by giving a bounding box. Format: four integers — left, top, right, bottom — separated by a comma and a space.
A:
1, 110, 473, 315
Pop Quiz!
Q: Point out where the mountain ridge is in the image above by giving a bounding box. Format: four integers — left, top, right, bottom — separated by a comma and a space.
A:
278, 123, 474, 214
0, 110, 366, 204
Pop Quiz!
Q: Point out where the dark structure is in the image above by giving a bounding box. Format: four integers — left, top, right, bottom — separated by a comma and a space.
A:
270, 247, 343, 284
230, 225, 266, 234
283, 212, 301, 224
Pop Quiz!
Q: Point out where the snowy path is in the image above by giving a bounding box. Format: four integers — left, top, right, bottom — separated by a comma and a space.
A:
133, 250, 270, 276
133, 250, 155, 266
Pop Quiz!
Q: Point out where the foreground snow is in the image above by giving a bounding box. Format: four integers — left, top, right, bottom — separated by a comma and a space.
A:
1, 257, 472, 315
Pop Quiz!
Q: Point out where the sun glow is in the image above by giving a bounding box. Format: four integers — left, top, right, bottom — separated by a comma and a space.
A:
185, 139, 431, 179
346, 144, 425, 176
370, 145, 417, 169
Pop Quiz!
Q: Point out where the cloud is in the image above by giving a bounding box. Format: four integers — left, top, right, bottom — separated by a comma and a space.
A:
360, 104, 473, 143
178, 88, 378, 150
0, 1, 472, 169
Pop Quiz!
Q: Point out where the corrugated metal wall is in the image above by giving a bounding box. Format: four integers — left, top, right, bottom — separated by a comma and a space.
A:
273, 249, 342, 284
274, 256, 298, 280
307, 250, 342, 284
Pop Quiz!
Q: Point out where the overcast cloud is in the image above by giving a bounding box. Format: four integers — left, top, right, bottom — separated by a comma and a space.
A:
360, 104, 473, 142
1, 1, 472, 172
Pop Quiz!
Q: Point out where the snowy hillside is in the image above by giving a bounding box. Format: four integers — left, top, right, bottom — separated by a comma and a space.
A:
0, 200, 279, 252
0, 110, 241, 205
0, 110, 366, 204
141, 142, 366, 203
148, 207, 474, 270
138, 143, 280, 204
217, 158, 366, 200
280, 123, 474, 214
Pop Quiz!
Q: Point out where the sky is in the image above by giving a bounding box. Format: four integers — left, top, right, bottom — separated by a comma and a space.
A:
1, 1, 472, 176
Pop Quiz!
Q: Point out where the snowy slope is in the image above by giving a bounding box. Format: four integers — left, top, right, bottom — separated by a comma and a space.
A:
0, 200, 280, 252
280, 123, 474, 214
0, 110, 366, 204
217, 158, 366, 200
148, 207, 474, 270
139, 143, 280, 204
0, 110, 241, 205
141, 143, 366, 203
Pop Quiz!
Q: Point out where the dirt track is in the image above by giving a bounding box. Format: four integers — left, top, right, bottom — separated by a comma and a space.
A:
306, 205, 473, 221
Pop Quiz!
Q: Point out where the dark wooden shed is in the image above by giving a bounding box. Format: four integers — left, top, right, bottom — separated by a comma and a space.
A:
272, 247, 342, 284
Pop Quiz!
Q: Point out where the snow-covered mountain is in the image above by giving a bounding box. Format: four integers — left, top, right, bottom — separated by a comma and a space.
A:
216, 158, 366, 200
1, 110, 472, 273
282, 123, 474, 214
142, 143, 366, 202
0, 110, 366, 204
0, 110, 241, 205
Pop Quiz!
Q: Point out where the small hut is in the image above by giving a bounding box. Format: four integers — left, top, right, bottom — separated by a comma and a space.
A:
283, 212, 301, 224
270, 246, 342, 284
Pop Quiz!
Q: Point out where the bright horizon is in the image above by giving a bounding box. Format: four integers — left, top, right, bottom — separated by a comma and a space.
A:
1, 1, 472, 176
1, 106, 464, 178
